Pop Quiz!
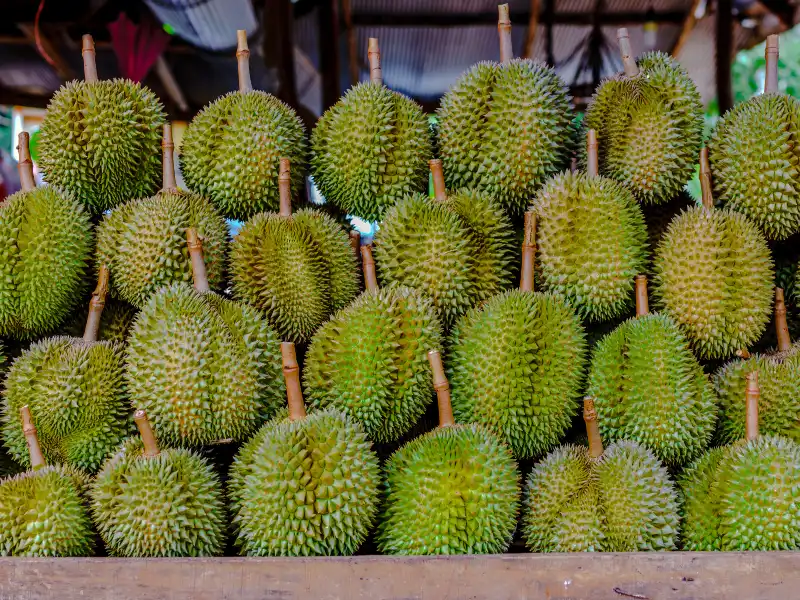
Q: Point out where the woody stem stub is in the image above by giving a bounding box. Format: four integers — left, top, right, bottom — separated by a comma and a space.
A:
745, 372, 760, 441
429, 159, 447, 202
775, 287, 792, 352
282, 342, 307, 421
83, 265, 110, 342
16, 131, 35, 192
186, 227, 210, 293
428, 350, 455, 427
20, 406, 46, 469
699, 147, 714, 210
82, 34, 99, 83
361, 244, 378, 291
586, 129, 599, 178
635, 275, 649, 317
520, 212, 536, 293
278, 158, 292, 217
368, 38, 382, 85
584, 397, 604, 458
237, 30, 253, 93
617, 28, 639, 76
764, 34, 779, 94
162, 123, 178, 191
134, 410, 161, 457
498, 4, 513, 63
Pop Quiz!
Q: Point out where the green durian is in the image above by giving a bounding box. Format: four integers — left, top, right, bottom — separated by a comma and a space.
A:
229, 343, 380, 556
96, 124, 229, 308
90, 412, 226, 557
58, 297, 137, 343
180, 33, 306, 221
37, 36, 165, 213
523, 399, 679, 552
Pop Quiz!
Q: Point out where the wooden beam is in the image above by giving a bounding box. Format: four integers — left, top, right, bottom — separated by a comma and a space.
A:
671, 0, 704, 57
318, 0, 341, 109
16, 23, 75, 80
341, 0, 359, 86
263, 0, 299, 109
716, 0, 733, 113
544, 0, 555, 66
523, 0, 541, 59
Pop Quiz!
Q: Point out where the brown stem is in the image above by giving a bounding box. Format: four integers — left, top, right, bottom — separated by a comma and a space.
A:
583, 397, 604, 458
498, 3, 513, 63
236, 30, 253, 93
16, 131, 35, 192
186, 227, 210, 293
83, 265, 109, 342
586, 129, 599, 178
133, 410, 160, 457
745, 371, 759, 441
617, 28, 639, 76
162, 123, 178, 191
361, 244, 378, 292
764, 34, 779, 94
699, 147, 714, 211
82, 34, 99, 83
736, 348, 752, 359
281, 342, 307, 421
368, 38, 382, 85
278, 158, 292, 217
427, 350, 455, 428
775, 287, 792, 352
20, 406, 45, 469
429, 159, 447, 202
635, 275, 649, 317
520, 211, 537, 293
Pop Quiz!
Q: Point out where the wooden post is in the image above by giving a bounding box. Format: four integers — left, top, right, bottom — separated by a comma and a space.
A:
81, 34, 98, 83
586, 129, 599, 177
263, 0, 298, 108
162, 123, 178, 191
699, 147, 714, 211
318, 0, 341, 109
282, 342, 307, 421
523, 0, 541, 59
83, 265, 109, 342
368, 38, 382, 85
134, 410, 160, 458
278, 158, 292, 217
745, 371, 759, 441
428, 350, 455, 428
20, 406, 45, 469
617, 28, 639, 76
544, 0, 554, 66
429, 159, 447, 202
498, 4, 513, 63
341, 0, 359, 86
520, 212, 536, 293
16, 131, 35, 192
361, 245, 378, 292
775, 288, 792, 352
671, 0, 703, 57
186, 228, 210, 294
716, 0, 733, 114
635, 275, 649, 317
764, 34, 779, 94
583, 397, 604, 458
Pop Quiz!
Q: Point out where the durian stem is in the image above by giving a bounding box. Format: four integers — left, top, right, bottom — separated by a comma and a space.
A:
20, 406, 45, 470
282, 342, 307, 421
162, 123, 178, 192
186, 227, 210, 293
764, 34, 779, 94
586, 129, 599, 178
236, 30, 253, 93
635, 275, 649, 317
497, 4, 513, 63
134, 410, 160, 457
745, 371, 760, 441
699, 147, 714, 211
583, 397, 604, 458
617, 28, 639, 77
520, 212, 537, 293
278, 158, 292, 217
16, 131, 35, 192
368, 38, 382, 85
82, 34, 99, 83
736, 348, 752, 359
83, 265, 109, 342
361, 244, 379, 291
775, 287, 792, 352
349, 230, 361, 258
428, 350, 455, 428
429, 159, 447, 202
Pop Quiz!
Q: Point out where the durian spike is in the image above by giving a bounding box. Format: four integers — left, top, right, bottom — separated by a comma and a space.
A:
20, 406, 45, 470
81, 34, 99, 83
775, 287, 792, 352
635, 275, 649, 317
133, 410, 160, 458
186, 227, 210, 293
736, 348, 752, 359
368, 38, 382, 85
699, 147, 714, 211
236, 30, 253, 93
497, 4, 513, 63
282, 342, 307, 421
617, 28, 638, 77
520, 211, 537, 293
429, 159, 447, 202
583, 397, 604, 458
16, 131, 35, 192
83, 265, 109, 342
278, 157, 292, 217
745, 371, 760, 441
427, 350, 455, 428
162, 123, 178, 192
361, 244, 378, 292
586, 129, 599, 178
764, 34, 779, 94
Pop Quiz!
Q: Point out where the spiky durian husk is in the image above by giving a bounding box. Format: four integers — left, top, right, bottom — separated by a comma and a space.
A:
712, 344, 800, 444
653, 205, 774, 359
91, 437, 225, 557
96, 190, 229, 308
2, 337, 130, 473
126, 284, 284, 446
437, 60, 575, 216
582, 52, 703, 204
0, 187, 92, 339
231, 208, 358, 343
588, 314, 717, 466
523, 441, 679, 552
229, 409, 380, 556
374, 191, 515, 328
447, 290, 586, 459
708, 94, 800, 240
0, 465, 93, 556
680, 436, 800, 550
311, 82, 432, 222
57, 298, 138, 343
38, 80, 165, 213
180, 90, 307, 221
532, 172, 649, 321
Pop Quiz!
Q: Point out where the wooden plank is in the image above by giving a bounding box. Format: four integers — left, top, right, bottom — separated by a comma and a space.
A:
1, 552, 799, 600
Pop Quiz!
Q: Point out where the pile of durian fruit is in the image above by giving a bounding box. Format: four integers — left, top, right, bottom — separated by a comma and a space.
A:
1, 6, 800, 558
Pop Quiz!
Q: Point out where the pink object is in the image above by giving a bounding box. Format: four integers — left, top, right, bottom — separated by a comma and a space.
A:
108, 12, 170, 82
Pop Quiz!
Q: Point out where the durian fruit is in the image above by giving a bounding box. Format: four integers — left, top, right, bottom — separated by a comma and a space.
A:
447, 212, 587, 459
653, 149, 774, 359
373, 159, 515, 328
0, 132, 92, 339
180, 31, 307, 220
90, 410, 226, 557
58, 297, 137, 343
311, 37, 432, 222
304, 245, 443, 442
587, 275, 717, 466
0, 406, 93, 556
436, 5, 574, 216
533, 129, 648, 321
709, 36, 800, 240
713, 288, 800, 444
38, 35, 165, 213
229, 342, 380, 556
96, 124, 229, 308
582, 28, 703, 205
231, 158, 359, 343
377, 350, 520, 555
680, 372, 800, 550
522, 398, 680, 552
2, 267, 130, 473
126, 229, 284, 446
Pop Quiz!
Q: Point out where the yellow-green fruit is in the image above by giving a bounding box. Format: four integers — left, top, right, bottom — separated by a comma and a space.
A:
58, 299, 137, 343
38, 80, 165, 212
653, 206, 774, 359
180, 91, 307, 220
0, 186, 92, 339
91, 437, 226, 557
229, 409, 380, 556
